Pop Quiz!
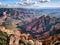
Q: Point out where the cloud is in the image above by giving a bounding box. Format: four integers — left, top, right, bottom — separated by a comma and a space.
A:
39, 0, 50, 2
0, 0, 60, 8
0, 2, 2, 4
17, 0, 36, 6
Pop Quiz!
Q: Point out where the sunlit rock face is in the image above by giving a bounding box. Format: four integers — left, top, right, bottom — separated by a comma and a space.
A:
0, 12, 7, 23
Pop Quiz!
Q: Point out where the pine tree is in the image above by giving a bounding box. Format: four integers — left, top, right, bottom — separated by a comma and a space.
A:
0, 31, 8, 45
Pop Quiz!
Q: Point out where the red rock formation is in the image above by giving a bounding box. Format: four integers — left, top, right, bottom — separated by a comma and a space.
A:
0, 12, 7, 23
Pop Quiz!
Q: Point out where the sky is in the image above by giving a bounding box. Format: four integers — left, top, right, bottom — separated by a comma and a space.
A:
0, 0, 60, 8
0, 0, 60, 4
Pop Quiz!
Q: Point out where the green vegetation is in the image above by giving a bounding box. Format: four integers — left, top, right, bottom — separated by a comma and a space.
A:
0, 31, 8, 45
2, 18, 16, 29
20, 37, 27, 45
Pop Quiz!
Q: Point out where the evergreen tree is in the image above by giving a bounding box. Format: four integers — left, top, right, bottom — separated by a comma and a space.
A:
0, 31, 8, 45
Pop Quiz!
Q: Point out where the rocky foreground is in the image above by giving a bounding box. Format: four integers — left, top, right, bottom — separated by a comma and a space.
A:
0, 26, 60, 45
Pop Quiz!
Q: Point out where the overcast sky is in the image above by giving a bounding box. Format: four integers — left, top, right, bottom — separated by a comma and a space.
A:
0, 0, 60, 8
